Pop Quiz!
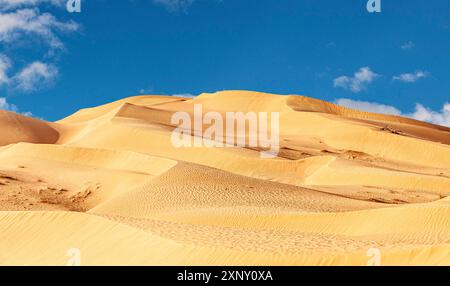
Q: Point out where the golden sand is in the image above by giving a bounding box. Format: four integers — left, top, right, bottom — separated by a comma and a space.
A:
0, 91, 449, 265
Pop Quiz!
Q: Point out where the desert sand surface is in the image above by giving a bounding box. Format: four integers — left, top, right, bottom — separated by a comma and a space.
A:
0, 90, 449, 266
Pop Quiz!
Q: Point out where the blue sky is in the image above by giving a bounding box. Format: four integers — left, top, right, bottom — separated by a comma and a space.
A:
0, 0, 449, 125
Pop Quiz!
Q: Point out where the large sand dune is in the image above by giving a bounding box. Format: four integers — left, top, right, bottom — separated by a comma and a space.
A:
0, 90, 449, 265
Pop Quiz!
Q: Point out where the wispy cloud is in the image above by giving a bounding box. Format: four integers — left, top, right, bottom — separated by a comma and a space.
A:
0, 0, 64, 10
138, 87, 154, 94
393, 70, 429, 83
172, 93, 196, 98
409, 103, 450, 127
153, 0, 195, 12
335, 98, 450, 127
0, 8, 78, 50
0, 97, 33, 116
334, 98, 401, 116
0, 96, 17, 111
14, 61, 58, 92
0, 54, 11, 85
0, 0, 78, 119
401, 41, 415, 50
0, 55, 58, 92
333, 67, 379, 93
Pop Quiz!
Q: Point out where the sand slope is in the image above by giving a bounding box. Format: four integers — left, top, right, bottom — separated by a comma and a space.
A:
1, 211, 449, 266
0, 90, 449, 266
0, 110, 59, 146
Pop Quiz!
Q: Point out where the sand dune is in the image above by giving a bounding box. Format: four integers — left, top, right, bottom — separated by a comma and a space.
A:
0, 110, 59, 146
0, 90, 449, 265
0, 143, 177, 211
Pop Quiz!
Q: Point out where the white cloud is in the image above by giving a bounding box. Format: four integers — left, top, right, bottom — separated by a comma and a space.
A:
0, 96, 33, 116
0, 0, 77, 117
0, 8, 78, 49
172, 93, 196, 98
334, 98, 402, 116
14, 61, 58, 92
0, 0, 64, 10
0, 54, 11, 85
409, 103, 450, 127
0, 96, 17, 111
333, 67, 379, 93
0, 56, 59, 92
401, 41, 415, 50
138, 87, 154, 94
0, 3, 79, 95
153, 0, 195, 12
393, 70, 429, 83
334, 98, 450, 127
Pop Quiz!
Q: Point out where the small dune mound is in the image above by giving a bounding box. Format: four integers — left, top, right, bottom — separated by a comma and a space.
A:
0, 110, 59, 146
191, 90, 290, 112
58, 96, 186, 124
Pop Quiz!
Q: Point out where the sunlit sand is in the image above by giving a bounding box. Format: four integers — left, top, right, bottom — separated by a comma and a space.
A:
0, 91, 449, 265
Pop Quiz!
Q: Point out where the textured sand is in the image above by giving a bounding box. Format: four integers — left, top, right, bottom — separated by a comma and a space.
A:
0, 90, 449, 265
